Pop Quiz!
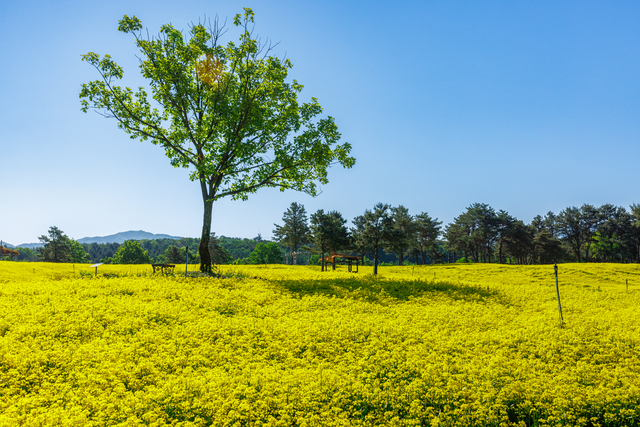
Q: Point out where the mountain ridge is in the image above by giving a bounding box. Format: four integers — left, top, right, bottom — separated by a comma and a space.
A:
9, 230, 183, 248
77, 230, 182, 244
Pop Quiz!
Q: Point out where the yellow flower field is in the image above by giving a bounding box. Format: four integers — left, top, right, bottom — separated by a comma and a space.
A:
0, 261, 638, 426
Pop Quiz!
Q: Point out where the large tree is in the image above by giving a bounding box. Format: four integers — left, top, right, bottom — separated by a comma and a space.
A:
351, 203, 394, 275
112, 240, 153, 264
209, 233, 232, 264
556, 205, 598, 262
444, 203, 497, 263
249, 242, 283, 264
38, 226, 71, 263
80, 9, 354, 273
310, 210, 350, 271
413, 212, 442, 264
165, 245, 183, 264
495, 210, 516, 264
630, 204, 640, 263
384, 205, 413, 266
272, 202, 310, 264
69, 240, 91, 263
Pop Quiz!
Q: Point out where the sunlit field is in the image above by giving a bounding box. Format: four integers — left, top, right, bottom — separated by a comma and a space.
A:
0, 261, 638, 426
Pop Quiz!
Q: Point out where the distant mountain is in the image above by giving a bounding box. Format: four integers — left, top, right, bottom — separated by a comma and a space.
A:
1, 241, 16, 248
8, 230, 182, 249
15, 242, 43, 249
77, 230, 182, 244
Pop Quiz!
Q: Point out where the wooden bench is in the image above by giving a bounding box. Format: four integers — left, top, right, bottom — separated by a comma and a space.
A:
152, 264, 175, 273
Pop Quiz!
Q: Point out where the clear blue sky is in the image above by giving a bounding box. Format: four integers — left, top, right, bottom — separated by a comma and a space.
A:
1, 0, 639, 245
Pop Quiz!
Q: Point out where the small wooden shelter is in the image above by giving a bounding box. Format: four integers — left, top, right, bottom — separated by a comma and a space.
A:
0, 241, 20, 260
321, 251, 363, 273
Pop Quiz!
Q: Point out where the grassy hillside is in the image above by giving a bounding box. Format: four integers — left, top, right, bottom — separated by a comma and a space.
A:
0, 262, 638, 425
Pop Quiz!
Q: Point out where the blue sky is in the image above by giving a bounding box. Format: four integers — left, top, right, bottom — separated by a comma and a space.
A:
1, 0, 639, 245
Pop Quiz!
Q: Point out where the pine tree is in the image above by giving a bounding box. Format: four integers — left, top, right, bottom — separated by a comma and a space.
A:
273, 202, 310, 264
38, 226, 72, 263
384, 205, 413, 266
413, 212, 442, 264
351, 203, 394, 275
165, 245, 182, 264
209, 233, 232, 264
310, 210, 350, 271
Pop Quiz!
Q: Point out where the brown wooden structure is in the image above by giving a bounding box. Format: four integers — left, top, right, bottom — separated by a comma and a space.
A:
321, 251, 363, 273
152, 263, 175, 274
0, 241, 20, 260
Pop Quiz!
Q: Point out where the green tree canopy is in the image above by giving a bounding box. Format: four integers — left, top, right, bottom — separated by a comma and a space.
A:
69, 239, 91, 263
248, 242, 283, 264
38, 226, 71, 263
556, 205, 591, 263
384, 205, 413, 266
209, 233, 232, 264
310, 209, 350, 271
413, 212, 442, 264
444, 203, 497, 263
14, 247, 38, 262
273, 202, 310, 263
351, 203, 394, 275
164, 245, 182, 264
112, 240, 153, 264
80, 9, 354, 273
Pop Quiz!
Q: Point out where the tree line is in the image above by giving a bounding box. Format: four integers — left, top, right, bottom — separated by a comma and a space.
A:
444, 203, 640, 264
6, 227, 286, 266
269, 201, 640, 273
271, 202, 441, 274
6, 202, 639, 271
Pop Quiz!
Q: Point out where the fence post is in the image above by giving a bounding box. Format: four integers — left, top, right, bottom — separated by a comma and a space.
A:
554, 264, 564, 327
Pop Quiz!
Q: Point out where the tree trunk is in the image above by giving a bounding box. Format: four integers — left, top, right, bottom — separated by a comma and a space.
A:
573, 242, 582, 263
585, 240, 592, 262
199, 198, 213, 274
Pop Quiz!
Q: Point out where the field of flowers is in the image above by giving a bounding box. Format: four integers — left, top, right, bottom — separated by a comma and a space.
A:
0, 261, 639, 426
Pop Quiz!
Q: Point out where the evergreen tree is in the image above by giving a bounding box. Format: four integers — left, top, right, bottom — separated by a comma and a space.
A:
351, 203, 394, 275
273, 202, 310, 264
630, 204, 640, 263
209, 233, 232, 264
495, 210, 516, 264
413, 212, 442, 264
556, 206, 590, 262
444, 203, 497, 263
502, 221, 534, 264
38, 226, 72, 263
530, 230, 565, 264
384, 205, 413, 266
310, 210, 350, 271
165, 245, 182, 263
